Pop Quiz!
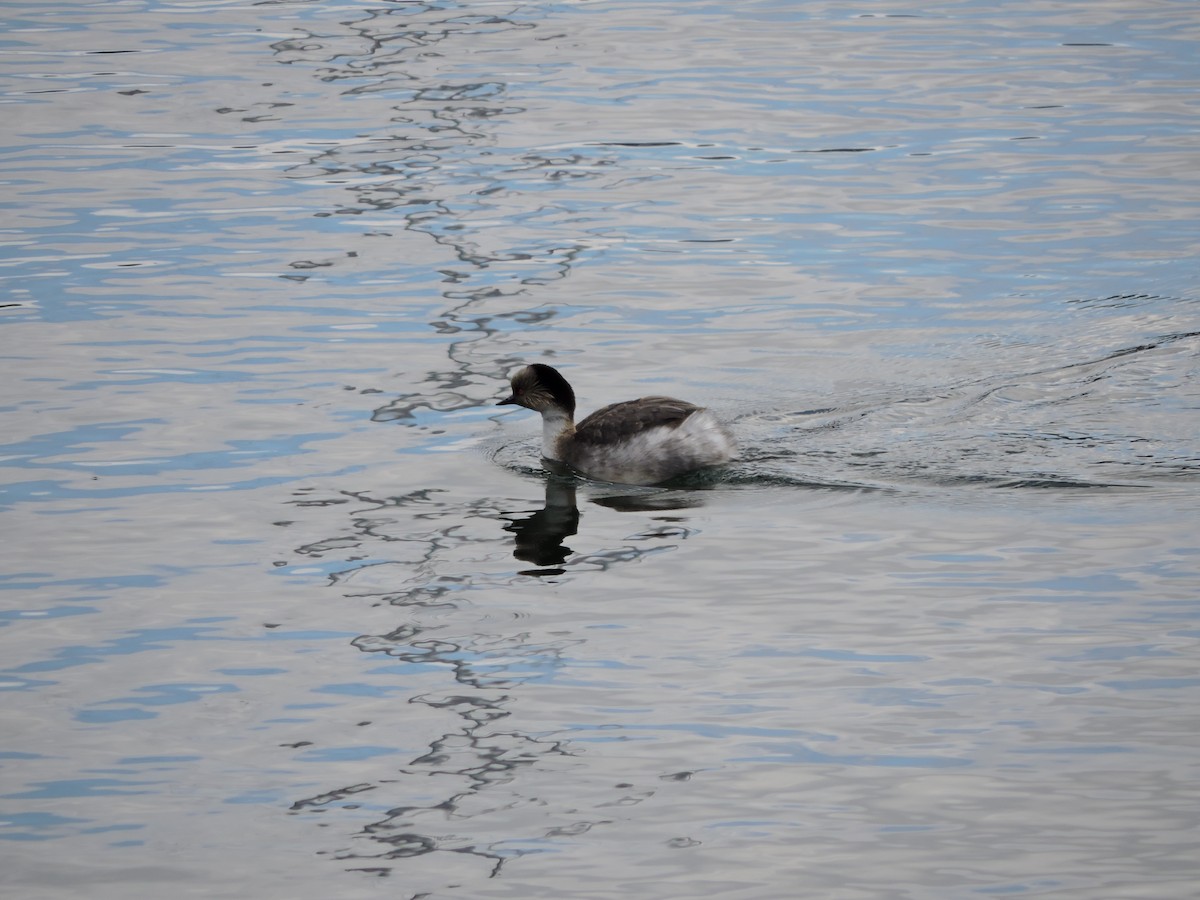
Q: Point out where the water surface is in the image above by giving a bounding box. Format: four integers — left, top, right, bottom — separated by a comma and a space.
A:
2, 1, 1198, 898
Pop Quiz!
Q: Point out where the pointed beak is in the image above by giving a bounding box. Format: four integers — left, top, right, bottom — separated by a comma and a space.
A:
497, 394, 517, 406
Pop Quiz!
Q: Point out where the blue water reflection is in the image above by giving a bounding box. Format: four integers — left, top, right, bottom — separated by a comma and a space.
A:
2, 0, 1198, 897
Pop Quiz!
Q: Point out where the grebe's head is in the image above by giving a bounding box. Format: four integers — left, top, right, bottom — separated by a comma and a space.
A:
498, 363, 576, 417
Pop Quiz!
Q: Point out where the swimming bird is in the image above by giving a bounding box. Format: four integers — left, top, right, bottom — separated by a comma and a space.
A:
497, 363, 736, 485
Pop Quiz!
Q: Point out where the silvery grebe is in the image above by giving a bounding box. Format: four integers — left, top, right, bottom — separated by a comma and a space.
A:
497, 363, 736, 485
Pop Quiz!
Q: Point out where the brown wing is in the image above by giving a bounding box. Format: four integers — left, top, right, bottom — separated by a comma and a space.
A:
573, 396, 701, 445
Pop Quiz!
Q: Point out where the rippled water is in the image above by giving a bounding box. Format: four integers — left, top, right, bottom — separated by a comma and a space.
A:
3, 1, 1199, 897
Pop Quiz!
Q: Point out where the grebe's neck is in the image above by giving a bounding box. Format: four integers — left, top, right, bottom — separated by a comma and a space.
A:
540, 407, 575, 460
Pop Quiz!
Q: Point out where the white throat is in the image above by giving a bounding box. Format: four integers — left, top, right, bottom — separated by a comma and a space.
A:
539, 408, 573, 460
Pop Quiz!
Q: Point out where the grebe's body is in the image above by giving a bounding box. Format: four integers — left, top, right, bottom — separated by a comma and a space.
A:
498, 364, 736, 485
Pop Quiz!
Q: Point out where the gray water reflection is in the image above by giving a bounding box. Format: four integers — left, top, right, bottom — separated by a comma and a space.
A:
282, 479, 698, 880
274, 474, 1200, 895
2, 0, 1199, 898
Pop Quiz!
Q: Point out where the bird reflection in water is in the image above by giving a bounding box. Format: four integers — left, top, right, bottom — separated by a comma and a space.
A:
502, 475, 579, 574
501, 469, 706, 576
